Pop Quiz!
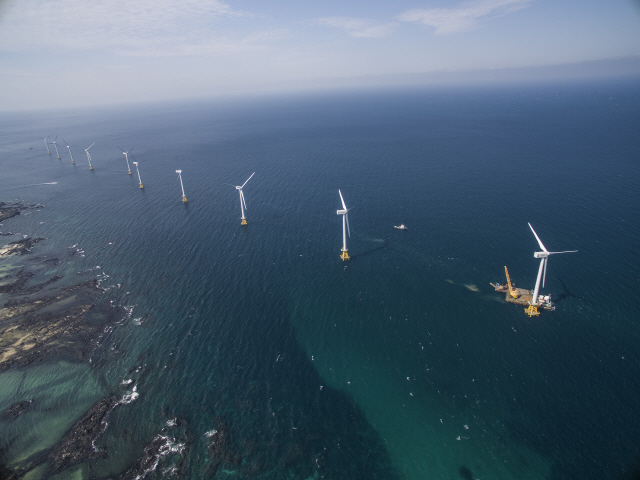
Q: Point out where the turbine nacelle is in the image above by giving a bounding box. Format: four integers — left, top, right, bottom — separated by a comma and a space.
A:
337, 209, 347, 215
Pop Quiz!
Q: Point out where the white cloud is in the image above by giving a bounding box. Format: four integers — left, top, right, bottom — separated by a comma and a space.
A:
316, 17, 396, 38
0, 0, 266, 56
397, 0, 532, 35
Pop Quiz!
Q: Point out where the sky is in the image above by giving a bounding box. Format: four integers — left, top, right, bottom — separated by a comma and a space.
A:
1, 0, 639, 110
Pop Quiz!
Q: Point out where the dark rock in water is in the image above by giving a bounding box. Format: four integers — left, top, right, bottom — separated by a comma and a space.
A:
0, 400, 33, 420
0, 271, 62, 295
0, 237, 43, 256
206, 416, 230, 469
116, 430, 188, 479
47, 397, 116, 473
0, 203, 22, 222
459, 465, 474, 480
117, 435, 168, 479
0, 459, 20, 480
0, 281, 121, 372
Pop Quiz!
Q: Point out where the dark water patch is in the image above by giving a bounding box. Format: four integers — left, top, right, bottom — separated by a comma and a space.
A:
459, 465, 474, 480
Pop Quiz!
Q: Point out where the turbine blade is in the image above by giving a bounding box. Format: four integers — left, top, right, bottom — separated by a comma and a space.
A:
117, 146, 125, 152
87, 142, 95, 150
543, 257, 548, 288
62, 138, 68, 146
338, 189, 347, 210
528, 223, 548, 252
241, 172, 255, 188
547, 250, 578, 254
241, 190, 247, 210
346, 213, 351, 237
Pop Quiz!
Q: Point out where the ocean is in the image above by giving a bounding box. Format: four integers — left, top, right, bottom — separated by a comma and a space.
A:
1, 78, 639, 480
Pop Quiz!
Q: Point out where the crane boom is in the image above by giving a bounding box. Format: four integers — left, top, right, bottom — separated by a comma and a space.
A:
504, 266, 520, 299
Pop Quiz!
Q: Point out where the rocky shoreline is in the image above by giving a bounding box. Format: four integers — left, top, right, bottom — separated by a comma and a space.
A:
0, 202, 127, 477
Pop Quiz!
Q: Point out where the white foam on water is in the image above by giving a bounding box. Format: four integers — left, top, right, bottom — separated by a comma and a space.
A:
119, 385, 139, 405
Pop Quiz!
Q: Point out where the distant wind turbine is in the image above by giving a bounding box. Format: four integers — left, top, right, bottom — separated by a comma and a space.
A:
51, 137, 62, 159
84, 142, 95, 170
233, 172, 255, 225
62, 138, 75, 164
176, 169, 187, 203
118, 147, 133, 174
133, 161, 143, 189
40, 135, 51, 155
337, 189, 351, 261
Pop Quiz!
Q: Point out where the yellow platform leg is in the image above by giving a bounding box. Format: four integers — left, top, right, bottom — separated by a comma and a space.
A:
241, 218, 247, 225
525, 305, 540, 317
340, 250, 350, 261
182, 196, 188, 203
90, 166, 94, 170
139, 184, 144, 189
128, 171, 132, 175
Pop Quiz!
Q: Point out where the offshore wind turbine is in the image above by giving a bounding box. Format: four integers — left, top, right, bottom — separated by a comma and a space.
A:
337, 189, 351, 261
526, 223, 577, 316
176, 170, 187, 203
133, 161, 143, 189
118, 147, 133, 174
62, 138, 75, 164
51, 137, 62, 159
234, 172, 255, 225
84, 142, 95, 170
40, 135, 51, 155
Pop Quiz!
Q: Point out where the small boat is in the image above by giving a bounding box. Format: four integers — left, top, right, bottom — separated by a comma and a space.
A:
394, 224, 407, 230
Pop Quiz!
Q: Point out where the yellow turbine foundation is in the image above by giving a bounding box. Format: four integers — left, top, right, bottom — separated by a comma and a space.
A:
182, 196, 188, 203
241, 218, 247, 225
139, 184, 144, 189
340, 250, 350, 261
525, 305, 540, 317
89, 166, 93, 170
128, 171, 132, 175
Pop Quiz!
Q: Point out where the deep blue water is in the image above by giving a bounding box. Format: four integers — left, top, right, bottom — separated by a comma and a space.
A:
1, 79, 640, 480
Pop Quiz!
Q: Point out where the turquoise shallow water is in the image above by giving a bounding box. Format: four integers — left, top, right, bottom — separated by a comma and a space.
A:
1, 80, 640, 479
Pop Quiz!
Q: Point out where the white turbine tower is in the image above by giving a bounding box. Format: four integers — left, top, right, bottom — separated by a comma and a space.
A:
234, 172, 255, 225
62, 138, 75, 164
40, 135, 51, 155
118, 147, 133, 174
337, 189, 351, 261
51, 137, 62, 159
133, 161, 144, 189
84, 142, 95, 170
526, 223, 577, 316
176, 170, 187, 203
